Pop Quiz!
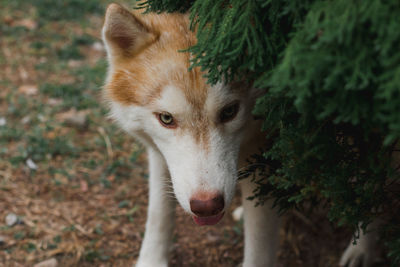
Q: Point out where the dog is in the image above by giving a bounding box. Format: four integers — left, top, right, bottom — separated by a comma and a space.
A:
101, 4, 376, 266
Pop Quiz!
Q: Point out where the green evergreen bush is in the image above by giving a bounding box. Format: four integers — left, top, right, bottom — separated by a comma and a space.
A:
138, 0, 400, 264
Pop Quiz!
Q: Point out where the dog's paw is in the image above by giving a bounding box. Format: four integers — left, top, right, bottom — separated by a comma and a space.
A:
339, 242, 374, 267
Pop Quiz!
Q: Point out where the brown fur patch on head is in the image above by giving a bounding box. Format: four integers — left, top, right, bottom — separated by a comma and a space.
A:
105, 9, 208, 107
186, 109, 210, 151
104, 8, 213, 150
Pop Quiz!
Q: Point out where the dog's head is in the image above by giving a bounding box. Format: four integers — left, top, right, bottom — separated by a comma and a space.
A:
102, 4, 259, 225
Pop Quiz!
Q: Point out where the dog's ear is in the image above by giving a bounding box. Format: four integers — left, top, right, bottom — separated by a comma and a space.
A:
102, 4, 156, 62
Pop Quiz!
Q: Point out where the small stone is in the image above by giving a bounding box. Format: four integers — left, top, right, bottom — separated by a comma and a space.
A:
47, 98, 62, 106
18, 85, 38, 96
0, 117, 6, 126
92, 42, 104, 52
57, 109, 88, 129
13, 18, 37, 30
64, 113, 87, 129
33, 258, 58, 267
67, 59, 83, 68
206, 233, 221, 243
26, 158, 38, 170
38, 114, 46, 122
5, 213, 18, 227
21, 116, 31, 124
232, 206, 243, 221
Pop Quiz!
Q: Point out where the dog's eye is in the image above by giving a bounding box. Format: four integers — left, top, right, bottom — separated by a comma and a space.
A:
157, 112, 176, 128
220, 102, 240, 123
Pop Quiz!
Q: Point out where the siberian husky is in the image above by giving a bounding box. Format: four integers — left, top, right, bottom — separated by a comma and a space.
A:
101, 4, 374, 267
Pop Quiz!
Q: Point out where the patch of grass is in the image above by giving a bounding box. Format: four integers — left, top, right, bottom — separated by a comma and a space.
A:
0, 226, 10, 231
53, 235, 62, 243
233, 220, 243, 235
118, 200, 130, 208
94, 224, 104, 235
63, 224, 76, 232
40, 83, 81, 98
32, 0, 105, 22
0, 0, 30, 11
73, 59, 108, 90
82, 158, 102, 170
6, 93, 31, 118
57, 44, 83, 60
14, 231, 26, 240
25, 126, 78, 162
9, 155, 26, 166
0, 25, 31, 38
103, 158, 132, 181
100, 177, 112, 188
127, 205, 138, 222
39, 82, 97, 110
0, 147, 8, 157
72, 34, 96, 46
39, 60, 107, 110
84, 249, 110, 262
30, 41, 49, 50
24, 242, 37, 253
0, 49, 6, 65
130, 149, 143, 163
0, 126, 24, 143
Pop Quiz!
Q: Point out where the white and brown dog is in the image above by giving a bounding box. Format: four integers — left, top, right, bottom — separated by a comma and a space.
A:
101, 4, 374, 267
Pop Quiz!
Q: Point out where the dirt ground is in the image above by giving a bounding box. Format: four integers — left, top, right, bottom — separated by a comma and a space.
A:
0, 155, 354, 267
0, 1, 388, 266
0, 159, 372, 267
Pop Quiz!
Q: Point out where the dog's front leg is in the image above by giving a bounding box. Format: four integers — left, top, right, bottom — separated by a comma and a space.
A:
339, 220, 380, 267
136, 148, 176, 267
240, 178, 281, 267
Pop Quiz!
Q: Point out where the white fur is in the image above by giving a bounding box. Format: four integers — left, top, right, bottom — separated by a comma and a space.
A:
340, 221, 380, 267
154, 85, 190, 115
108, 80, 281, 267
136, 148, 175, 267
241, 180, 281, 267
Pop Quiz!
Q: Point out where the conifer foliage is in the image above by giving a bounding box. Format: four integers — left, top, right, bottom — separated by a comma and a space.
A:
139, 0, 400, 264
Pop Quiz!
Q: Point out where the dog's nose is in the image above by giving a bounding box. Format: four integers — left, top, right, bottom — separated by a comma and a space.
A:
190, 192, 224, 217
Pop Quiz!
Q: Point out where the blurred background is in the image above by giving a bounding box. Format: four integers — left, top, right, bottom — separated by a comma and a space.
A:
0, 1, 370, 266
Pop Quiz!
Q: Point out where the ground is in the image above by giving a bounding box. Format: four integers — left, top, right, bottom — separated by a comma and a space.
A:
0, 1, 385, 266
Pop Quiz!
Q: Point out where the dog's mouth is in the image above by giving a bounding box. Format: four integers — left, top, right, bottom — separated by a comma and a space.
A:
192, 212, 225, 226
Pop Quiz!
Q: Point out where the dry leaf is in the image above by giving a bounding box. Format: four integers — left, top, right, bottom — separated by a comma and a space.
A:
13, 18, 37, 30
56, 109, 88, 129
18, 85, 38, 96
33, 258, 58, 267
80, 180, 88, 192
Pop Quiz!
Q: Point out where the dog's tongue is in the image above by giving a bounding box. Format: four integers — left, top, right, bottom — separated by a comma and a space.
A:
192, 212, 224, 226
